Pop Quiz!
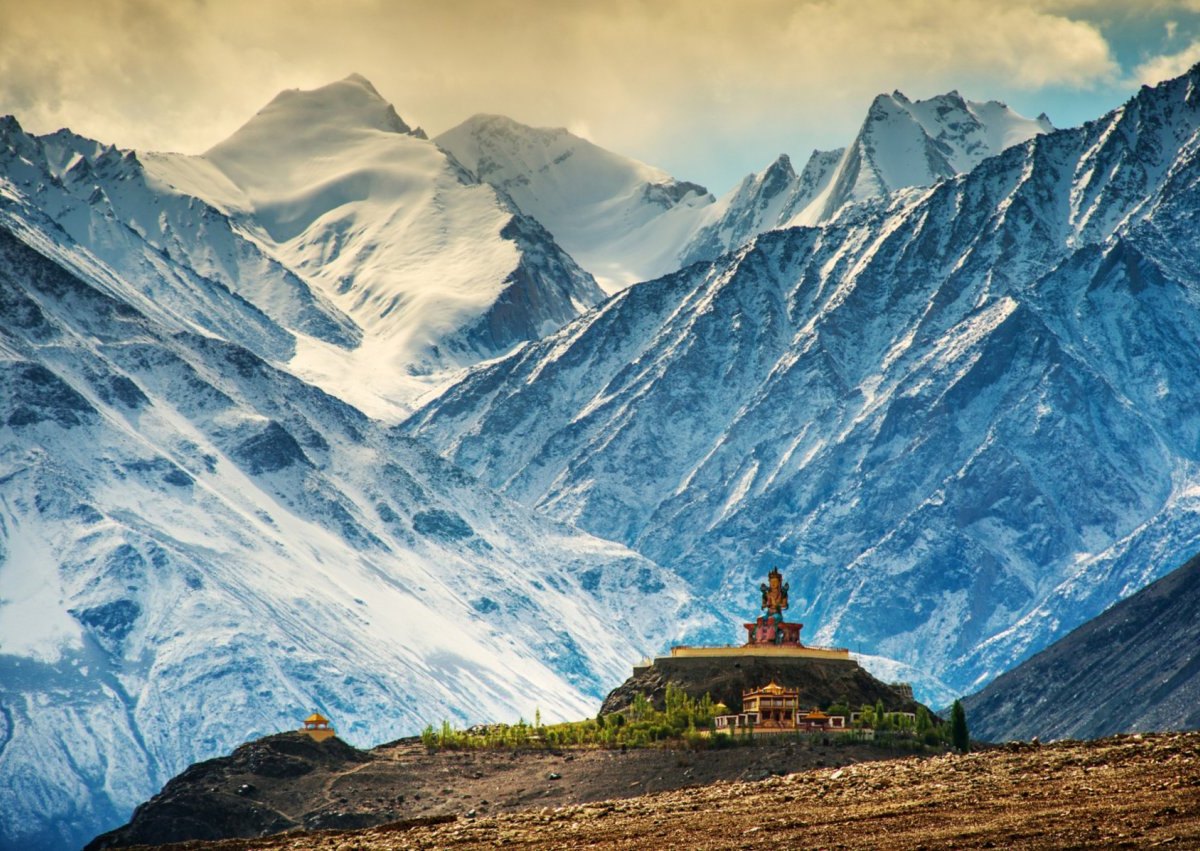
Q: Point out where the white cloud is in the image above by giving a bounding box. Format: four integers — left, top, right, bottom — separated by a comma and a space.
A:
0, 0, 1122, 189
1132, 39, 1200, 86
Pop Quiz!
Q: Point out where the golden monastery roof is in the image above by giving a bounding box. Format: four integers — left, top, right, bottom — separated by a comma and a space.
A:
304, 712, 330, 724
744, 680, 799, 698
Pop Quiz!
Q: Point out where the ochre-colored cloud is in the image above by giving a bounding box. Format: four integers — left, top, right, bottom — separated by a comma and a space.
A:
0, 0, 1123, 189
1133, 39, 1200, 84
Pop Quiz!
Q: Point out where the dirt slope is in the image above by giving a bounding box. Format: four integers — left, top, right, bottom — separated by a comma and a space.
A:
122, 732, 1200, 850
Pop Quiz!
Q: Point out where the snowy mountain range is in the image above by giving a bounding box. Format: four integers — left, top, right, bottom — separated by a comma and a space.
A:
439, 91, 1052, 288
408, 65, 1200, 711
3, 75, 604, 422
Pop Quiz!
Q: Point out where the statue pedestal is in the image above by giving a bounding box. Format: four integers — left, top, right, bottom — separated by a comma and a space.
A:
744, 616, 804, 646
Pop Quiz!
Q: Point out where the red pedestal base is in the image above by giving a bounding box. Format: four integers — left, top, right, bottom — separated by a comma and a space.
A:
744, 616, 804, 646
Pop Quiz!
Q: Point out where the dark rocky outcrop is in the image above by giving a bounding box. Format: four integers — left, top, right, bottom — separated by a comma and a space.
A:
964, 552, 1200, 743
84, 733, 371, 850
600, 654, 928, 716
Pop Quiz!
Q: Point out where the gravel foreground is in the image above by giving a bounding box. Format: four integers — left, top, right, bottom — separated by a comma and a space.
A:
133, 732, 1200, 850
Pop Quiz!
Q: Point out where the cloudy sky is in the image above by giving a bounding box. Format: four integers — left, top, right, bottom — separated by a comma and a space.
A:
2, 0, 1199, 193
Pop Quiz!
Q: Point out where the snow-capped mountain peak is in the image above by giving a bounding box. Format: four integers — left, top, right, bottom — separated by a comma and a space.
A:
137, 77, 604, 417
840, 87, 1055, 204
209, 73, 420, 156
438, 113, 708, 214
676, 89, 1053, 267
436, 113, 713, 291
198, 74, 430, 224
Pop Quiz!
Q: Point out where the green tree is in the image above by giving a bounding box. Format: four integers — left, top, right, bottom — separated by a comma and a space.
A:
420, 724, 437, 750
916, 705, 932, 735
950, 699, 970, 752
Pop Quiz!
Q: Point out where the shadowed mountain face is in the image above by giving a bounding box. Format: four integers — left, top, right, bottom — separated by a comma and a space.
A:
964, 552, 1200, 742
407, 66, 1200, 701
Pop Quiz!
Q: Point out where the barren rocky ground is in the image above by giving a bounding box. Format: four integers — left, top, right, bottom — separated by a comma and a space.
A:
121, 732, 1200, 850
90, 731, 926, 847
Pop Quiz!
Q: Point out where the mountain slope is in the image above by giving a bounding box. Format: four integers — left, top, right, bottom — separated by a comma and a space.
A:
964, 551, 1200, 741
435, 114, 712, 291
407, 65, 1200, 703
0, 194, 710, 850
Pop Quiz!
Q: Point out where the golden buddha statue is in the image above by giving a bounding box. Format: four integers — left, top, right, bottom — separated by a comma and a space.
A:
760, 567, 789, 618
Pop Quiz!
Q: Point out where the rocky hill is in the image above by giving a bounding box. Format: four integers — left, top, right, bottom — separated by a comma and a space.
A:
964, 552, 1200, 742
98, 733, 1200, 850
85, 731, 925, 849
600, 654, 923, 717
